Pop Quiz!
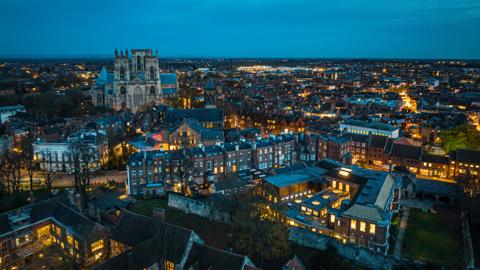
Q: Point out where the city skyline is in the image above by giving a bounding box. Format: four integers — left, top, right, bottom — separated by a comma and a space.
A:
1, 0, 479, 59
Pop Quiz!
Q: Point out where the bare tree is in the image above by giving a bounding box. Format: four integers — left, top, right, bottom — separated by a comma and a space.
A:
70, 141, 93, 208
20, 138, 37, 191
41, 150, 59, 191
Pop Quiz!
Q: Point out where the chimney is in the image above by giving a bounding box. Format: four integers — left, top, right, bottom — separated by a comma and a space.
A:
235, 144, 239, 151
251, 141, 257, 150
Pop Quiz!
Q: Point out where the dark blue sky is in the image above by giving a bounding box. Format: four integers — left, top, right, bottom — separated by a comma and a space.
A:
1, 0, 479, 59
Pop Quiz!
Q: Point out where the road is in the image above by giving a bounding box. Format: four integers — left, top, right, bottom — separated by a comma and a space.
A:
52, 170, 127, 187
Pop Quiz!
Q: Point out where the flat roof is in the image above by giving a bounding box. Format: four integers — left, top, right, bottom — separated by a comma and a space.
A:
264, 167, 326, 188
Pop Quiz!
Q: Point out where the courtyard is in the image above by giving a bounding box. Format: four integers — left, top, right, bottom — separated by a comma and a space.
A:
401, 205, 463, 268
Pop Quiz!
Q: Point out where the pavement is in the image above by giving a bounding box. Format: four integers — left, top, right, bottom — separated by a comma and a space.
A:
393, 207, 410, 259
52, 170, 127, 187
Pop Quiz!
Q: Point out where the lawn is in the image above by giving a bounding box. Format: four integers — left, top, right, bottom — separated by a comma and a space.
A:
402, 207, 462, 268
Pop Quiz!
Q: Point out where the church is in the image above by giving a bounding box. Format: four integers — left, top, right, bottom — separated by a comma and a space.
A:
91, 48, 177, 113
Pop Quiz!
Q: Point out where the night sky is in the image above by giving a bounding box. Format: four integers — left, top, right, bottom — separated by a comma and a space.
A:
1, 0, 479, 59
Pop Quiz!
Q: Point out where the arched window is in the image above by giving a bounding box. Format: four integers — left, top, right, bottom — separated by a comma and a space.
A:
120, 66, 125, 80
150, 86, 155, 95
137, 55, 141, 71
120, 86, 126, 94
150, 66, 155, 79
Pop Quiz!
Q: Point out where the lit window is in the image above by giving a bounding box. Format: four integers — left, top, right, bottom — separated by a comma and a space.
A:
369, 224, 376, 234
360, 222, 366, 232
345, 184, 350, 192
330, 215, 335, 223
350, 220, 356, 230
332, 181, 337, 189
94, 252, 102, 260
91, 239, 104, 252
164, 260, 175, 270
67, 234, 74, 245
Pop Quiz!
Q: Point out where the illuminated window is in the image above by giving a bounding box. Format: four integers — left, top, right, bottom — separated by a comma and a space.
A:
164, 260, 175, 270
55, 226, 61, 236
360, 222, 366, 232
330, 215, 335, 223
332, 181, 337, 189
91, 239, 104, 252
350, 220, 356, 230
339, 182, 343, 190
67, 234, 74, 245
345, 184, 350, 192
94, 252, 102, 260
369, 224, 376, 234
36, 225, 50, 238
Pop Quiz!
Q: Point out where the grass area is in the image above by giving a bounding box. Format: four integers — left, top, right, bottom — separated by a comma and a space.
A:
402, 206, 462, 268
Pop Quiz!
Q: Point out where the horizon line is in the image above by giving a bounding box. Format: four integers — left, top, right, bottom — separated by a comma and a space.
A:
1, 54, 480, 62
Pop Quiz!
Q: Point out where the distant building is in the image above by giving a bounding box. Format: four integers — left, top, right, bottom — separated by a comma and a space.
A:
340, 119, 399, 139
160, 73, 177, 95
91, 49, 176, 113
33, 130, 108, 172
0, 105, 25, 123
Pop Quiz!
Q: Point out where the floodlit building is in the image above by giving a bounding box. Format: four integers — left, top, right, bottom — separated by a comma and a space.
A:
340, 119, 400, 139
91, 49, 176, 113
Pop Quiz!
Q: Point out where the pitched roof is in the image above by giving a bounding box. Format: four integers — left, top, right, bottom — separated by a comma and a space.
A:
184, 242, 252, 270
389, 143, 422, 160
166, 108, 223, 123
343, 204, 388, 224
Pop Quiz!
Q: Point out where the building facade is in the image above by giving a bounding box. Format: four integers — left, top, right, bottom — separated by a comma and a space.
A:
91, 49, 176, 113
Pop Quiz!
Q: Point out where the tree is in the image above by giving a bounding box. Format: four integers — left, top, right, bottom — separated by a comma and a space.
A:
20, 138, 37, 191
70, 141, 93, 208
230, 185, 290, 266
440, 124, 480, 153
41, 150, 59, 191
457, 174, 480, 225
310, 244, 354, 270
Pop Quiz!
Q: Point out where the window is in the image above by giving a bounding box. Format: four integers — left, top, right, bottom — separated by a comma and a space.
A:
164, 260, 175, 270
332, 181, 337, 189
350, 220, 356, 230
150, 86, 155, 95
120, 67, 125, 80
67, 234, 74, 245
369, 224, 376, 234
330, 215, 335, 223
339, 182, 343, 191
91, 239, 104, 252
360, 222, 366, 232
94, 252, 102, 260
150, 66, 155, 79
120, 86, 126, 94
345, 184, 350, 192
36, 225, 50, 238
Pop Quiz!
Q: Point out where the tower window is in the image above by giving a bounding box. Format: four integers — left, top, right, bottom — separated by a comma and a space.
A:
150, 66, 155, 79
137, 55, 141, 71
150, 86, 155, 95
120, 67, 125, 80
120, 86, 126, 94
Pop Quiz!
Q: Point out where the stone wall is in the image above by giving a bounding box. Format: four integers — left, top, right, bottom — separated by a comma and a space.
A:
289, 228, 399, 270
167, 192, 229, 222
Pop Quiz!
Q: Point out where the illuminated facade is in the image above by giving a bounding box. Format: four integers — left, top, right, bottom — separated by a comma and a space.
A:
0, 199, 109, 269
91, 49, 177, 113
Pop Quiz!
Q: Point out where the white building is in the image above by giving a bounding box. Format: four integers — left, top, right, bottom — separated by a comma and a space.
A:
91, 49, 176, 113
0, 105, 25, 123
33, 130, 108, 172
340, 119, 399, 138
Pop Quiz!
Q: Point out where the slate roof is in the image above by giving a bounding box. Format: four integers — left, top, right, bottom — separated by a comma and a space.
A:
108, 210, 195, 265
451, 149, 480, 164
184, 242, 251, 270
369, 135, 388, 149
343, 204, 388, 224
0, 199, 108, 240
389, 143, 422, 160
421, 154, 449, 164
342, 119, 398, 132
